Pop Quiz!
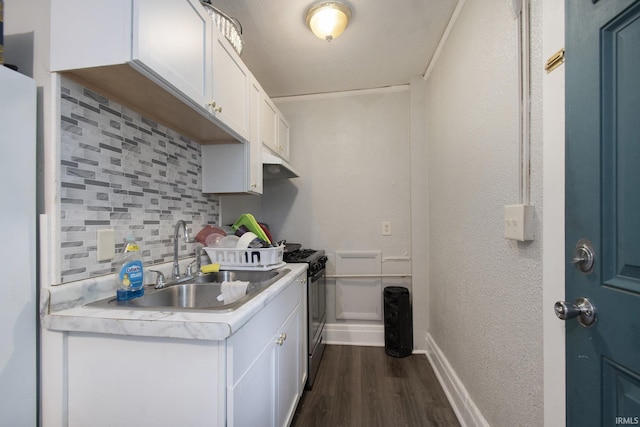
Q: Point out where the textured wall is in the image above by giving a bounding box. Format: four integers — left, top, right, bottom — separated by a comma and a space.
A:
58, 77, 220, 283
263, 88, 413, 324
426, 0, 543, 425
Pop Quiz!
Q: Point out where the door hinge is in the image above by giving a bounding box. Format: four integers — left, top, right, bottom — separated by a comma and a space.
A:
545, 48, 565, 74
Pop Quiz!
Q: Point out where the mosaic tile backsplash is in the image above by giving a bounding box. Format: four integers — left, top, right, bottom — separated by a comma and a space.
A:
59, 77, 220, 284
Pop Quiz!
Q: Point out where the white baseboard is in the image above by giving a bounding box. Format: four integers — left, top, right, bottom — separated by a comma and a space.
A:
324, 323, 385, 347
426, 333, 490, 427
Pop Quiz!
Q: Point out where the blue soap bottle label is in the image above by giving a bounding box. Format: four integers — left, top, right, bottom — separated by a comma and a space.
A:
120, 260, 144, 290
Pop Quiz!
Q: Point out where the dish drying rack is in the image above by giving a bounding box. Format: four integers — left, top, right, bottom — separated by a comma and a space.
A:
204, 245, 285, 271
200, 1, 244, 56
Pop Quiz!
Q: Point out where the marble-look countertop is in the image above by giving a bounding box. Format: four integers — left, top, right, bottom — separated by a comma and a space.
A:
41, 263, 307, 341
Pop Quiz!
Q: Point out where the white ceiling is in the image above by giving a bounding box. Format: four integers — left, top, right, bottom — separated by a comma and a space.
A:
209, 0, 459, 98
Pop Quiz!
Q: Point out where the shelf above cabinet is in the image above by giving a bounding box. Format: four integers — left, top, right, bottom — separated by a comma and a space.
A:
63, 65, 241, 145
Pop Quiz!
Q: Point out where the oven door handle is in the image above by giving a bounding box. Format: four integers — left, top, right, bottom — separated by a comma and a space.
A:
310, 268, 325, 282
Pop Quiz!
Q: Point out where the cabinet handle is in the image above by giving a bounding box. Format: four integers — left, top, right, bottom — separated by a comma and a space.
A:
276, 332, 287, 346
208, 101, 223, 113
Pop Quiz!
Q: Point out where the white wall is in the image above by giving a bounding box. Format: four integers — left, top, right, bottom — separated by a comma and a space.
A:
265, 88, 413, 329
425, 0, 543, 425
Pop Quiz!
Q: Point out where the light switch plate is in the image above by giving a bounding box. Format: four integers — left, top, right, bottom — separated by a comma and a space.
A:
97, 229, 116, 261
504, 204, 535, 241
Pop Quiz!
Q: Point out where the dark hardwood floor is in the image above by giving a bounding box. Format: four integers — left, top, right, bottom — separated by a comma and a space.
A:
292, 345, 460, 427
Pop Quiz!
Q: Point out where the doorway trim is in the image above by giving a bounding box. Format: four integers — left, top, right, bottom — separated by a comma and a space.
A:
542, 0, 566, 425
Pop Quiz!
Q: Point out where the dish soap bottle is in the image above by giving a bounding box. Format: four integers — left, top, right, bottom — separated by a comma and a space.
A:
114, 235, 145, 301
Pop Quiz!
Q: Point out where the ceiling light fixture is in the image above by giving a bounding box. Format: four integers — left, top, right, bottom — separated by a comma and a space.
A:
305, 1, 352, 42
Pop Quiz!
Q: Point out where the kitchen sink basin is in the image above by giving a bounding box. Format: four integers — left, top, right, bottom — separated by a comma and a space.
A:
86, 269, 290, 312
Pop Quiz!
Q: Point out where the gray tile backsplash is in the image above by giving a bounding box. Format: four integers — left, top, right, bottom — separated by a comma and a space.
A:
59, 77, 220, 283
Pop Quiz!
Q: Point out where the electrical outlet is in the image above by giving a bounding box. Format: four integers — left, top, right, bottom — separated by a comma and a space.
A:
382, 221, 392, 236
504, 204, 535, 241
97, 229, 116, 261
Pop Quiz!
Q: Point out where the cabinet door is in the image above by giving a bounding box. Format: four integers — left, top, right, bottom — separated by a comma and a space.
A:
133, 0, 211, 108
261, 95, 278, 154
50, 0, 132, 71
201, 143, 250, 193
277, 304, 301, 427
297, 274, 309, 390
229, 339, 277, 427
67, 334, 223, 427
248, 78, 263, 194
210, 30, 250, 141
277, 113, 291, 161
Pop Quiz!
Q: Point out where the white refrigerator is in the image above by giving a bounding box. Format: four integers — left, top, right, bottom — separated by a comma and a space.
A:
0, 65, 38, 426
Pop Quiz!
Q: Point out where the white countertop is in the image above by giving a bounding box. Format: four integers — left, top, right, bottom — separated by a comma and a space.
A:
41, 263, 307, 341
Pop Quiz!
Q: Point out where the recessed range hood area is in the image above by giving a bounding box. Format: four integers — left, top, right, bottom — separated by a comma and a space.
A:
262, 150, 300, 180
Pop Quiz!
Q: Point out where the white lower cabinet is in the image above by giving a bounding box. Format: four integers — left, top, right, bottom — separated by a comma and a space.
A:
228, 338, 278, 425
62, 272, 305, 427
276, 305, 302, 425
227, 272, 305, 427
67, 334, 226, 427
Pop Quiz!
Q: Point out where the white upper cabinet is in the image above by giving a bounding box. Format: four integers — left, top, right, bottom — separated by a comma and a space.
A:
50, 0, 239, 144
210, 29, 251, 142
249, 77, 264, 194
51, 0, 133, 71
277, 112, 291, 162
261, 95, 290, 161
200, 75, 262, 195
51, 0, 295, 190
261, 94, 279, 154
133, 0, 211, 109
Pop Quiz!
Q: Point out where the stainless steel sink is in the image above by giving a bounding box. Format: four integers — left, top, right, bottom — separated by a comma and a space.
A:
87, 269, 290, 312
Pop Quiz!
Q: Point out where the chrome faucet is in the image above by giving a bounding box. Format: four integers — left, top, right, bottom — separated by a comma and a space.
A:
172, 220, 194, 279
186, 246, 204, 277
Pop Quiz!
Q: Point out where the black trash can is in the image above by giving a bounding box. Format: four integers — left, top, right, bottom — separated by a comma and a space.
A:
384, 286, 413, 358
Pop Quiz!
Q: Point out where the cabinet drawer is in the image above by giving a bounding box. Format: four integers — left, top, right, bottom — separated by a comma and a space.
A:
227, 280, 301, 383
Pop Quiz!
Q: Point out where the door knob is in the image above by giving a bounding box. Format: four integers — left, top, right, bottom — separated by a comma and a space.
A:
554, 297, 596, 327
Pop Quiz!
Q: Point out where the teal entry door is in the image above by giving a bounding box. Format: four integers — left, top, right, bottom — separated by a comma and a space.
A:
562, 0, 640, 425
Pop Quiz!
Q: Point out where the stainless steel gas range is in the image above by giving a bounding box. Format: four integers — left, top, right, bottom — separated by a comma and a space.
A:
283, 247, 327, 389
